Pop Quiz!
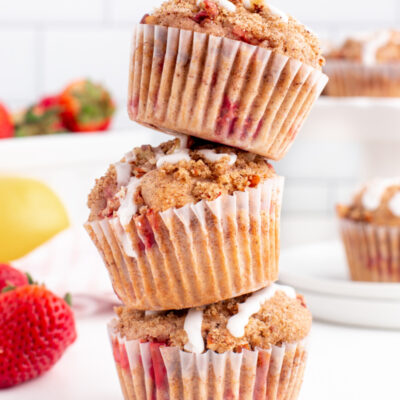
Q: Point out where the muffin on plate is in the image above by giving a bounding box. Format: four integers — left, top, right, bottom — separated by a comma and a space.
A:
324, 30, 400, 97
109, 284, 311, 400
128, 0, 328, 160
85, 136, 284, 310
337, 178, 400, 282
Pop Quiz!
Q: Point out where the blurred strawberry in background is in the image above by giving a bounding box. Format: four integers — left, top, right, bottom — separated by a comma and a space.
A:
0, 102, 14, 139
14, 95, 65, 137
59, 79, 115, 133
0, 79, 115, 139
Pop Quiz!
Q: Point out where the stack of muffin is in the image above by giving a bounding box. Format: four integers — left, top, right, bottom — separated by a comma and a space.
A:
85, 1, 328, 399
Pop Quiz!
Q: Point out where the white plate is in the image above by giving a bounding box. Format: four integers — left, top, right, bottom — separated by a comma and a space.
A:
280, 241, 400, 329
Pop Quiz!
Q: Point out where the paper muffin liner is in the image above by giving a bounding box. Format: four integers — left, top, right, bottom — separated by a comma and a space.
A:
324, 60, 400, 97
85, 177, 284, 310
109, 321, 308, 400
127, 24, 328, 161
339, 218, 400, 282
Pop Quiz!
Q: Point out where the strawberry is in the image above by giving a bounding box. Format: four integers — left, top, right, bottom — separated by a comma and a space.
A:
0, 285, 77, 388
149, 342, 167, 390
0, 264, 29, 291
192, 0, 219, 23
0, 102, 14, 139
14, 95, 66, 137
59, 80, 115, 133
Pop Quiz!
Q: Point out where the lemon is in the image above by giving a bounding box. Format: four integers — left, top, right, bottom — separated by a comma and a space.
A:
0, 177, 69, 262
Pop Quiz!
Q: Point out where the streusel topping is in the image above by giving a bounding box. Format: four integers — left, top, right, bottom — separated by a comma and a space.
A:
142, 0, 324, 69
116, 286, 311, 353
88, 136, 276, 221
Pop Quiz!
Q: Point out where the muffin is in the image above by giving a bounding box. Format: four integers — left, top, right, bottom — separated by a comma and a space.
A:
128, 0, 328, 160
324, 30, 400, 97
337, 178, 400, 282
85, 136, 284, 309
109, 284, 311, 400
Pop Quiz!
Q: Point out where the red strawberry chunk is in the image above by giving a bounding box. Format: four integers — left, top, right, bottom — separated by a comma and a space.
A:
149, 342, 167, 389
216, 95, 239, 136
192, 0, 219, 23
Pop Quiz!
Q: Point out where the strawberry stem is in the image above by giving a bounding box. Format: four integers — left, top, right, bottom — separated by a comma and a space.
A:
26, 273, 35, 285
1, 285, 16, 293
64, 293, 72, 307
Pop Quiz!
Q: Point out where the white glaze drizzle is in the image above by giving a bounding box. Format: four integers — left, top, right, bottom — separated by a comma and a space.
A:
361, 31, 391, 66
174, 133, 189, 149
156, 149, 191, 168
198, 149, 237, 166
349, 31, 393, 66
184, 308, 205, 353
361, 178, 400, 211
114, 162, 132, 188
115, 136, 191, 224
117, 177, 141, 227
124, 151, 137, 162
145, 311, 160, 317
197, 0, 236, 12
388, 192, 400, 217
227, 284, 296, 338
267, 4, 289, 22
243, 0, 288, 23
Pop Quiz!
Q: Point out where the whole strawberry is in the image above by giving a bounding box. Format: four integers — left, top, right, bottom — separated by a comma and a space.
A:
0, 264, 29, 291
13, 95, 66, 137
0, 285, 77, 388
0, 102, 14, 139
59, 79, 115, 133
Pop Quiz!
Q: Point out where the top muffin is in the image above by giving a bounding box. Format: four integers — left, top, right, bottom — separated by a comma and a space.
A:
337, 178, 400, 225
326, 30, 400, 65
142, 0, 324, 69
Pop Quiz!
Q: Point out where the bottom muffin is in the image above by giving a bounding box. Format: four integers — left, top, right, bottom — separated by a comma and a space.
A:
109, 284, 311, 400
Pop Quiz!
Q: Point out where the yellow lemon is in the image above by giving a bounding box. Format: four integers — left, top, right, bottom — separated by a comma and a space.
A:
0, 177, 69, 262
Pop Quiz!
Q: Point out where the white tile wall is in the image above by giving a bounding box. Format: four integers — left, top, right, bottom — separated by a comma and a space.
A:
0, 0, 104, 23
0, 0, 397, 223
42, 27, 132, 99
0, 29, 37, 101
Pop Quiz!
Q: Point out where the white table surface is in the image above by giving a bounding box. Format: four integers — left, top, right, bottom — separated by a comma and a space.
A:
3, 311, 400, 400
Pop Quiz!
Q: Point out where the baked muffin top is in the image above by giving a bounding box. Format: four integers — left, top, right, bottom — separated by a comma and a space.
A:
115, 284, 311, 354
337, 178, 400, 225
142, 0, 324, 69
325, 30, 400, 65
88, 136, 276, 222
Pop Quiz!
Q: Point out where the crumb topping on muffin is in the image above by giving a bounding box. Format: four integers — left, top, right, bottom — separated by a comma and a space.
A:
115, 285, 311, 354
326, 30, 400, 65
337, 178, 400, 225
87, 136, 276, 222
142, 0, 324, 69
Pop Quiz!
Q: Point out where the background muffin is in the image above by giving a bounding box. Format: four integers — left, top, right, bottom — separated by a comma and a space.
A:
129, 0, 328, 160
86, 136, 284, 309
110, 284, 311, 400
337, 178, 400, 282
324, 30, 400, 97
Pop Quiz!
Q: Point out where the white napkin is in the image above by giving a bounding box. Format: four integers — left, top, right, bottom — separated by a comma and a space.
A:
13, 226, 119, 314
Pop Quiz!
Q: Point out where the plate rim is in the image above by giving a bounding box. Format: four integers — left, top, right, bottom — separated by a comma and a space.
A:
280, 241, 400, 301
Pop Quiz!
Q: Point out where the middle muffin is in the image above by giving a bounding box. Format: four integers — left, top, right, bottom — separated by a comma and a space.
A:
85, 136, 283, 310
